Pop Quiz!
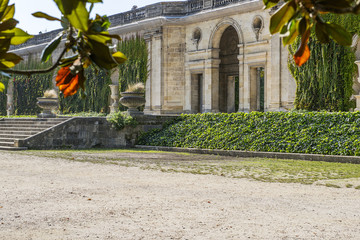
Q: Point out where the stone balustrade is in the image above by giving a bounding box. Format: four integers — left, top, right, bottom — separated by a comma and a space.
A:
11, 0, 247, 50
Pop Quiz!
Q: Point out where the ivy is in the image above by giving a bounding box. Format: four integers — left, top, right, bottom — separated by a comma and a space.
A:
138, 112, 360, 156
288, 14, 358, 111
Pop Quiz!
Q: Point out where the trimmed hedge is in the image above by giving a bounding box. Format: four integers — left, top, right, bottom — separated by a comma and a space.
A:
138, 112, 360, 156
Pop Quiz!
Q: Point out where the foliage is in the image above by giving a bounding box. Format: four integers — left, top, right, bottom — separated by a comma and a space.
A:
117, 35, 148, 93
264, 0, 360, 66
139, 112, 360, 156
12, 59, 53, 115
106, 111, 137, 130
0, 0, 126, 98
59, 65, 111, 114
288, 14, 359, 111
125, 82, 145, 93
0, 77, 8, 115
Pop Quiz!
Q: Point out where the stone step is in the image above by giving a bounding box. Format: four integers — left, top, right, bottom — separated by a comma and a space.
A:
0, 134, 32, 139
0, 130, 40, 135
0, 126, 51, 131
0, 141, 15, 147
0, 146, 28, 151
0, 124, 57, 128
0, 118, 67, 122
0, 138, 18, 143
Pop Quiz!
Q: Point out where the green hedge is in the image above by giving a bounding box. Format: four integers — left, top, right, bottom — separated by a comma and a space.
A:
138, 112, 360, 156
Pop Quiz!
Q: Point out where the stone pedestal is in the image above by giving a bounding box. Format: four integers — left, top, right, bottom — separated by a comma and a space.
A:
6, 80, 14, 116
109, 84, 119, 113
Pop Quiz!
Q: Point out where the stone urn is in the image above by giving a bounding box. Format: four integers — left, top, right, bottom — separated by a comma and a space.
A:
37, 97, 58, 118
119, 92, 145, 115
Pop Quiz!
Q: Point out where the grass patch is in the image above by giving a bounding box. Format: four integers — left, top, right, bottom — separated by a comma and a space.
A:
15, 149, 360, 187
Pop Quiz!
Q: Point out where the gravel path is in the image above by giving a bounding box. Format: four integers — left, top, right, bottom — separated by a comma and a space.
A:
0, 152, 360, 239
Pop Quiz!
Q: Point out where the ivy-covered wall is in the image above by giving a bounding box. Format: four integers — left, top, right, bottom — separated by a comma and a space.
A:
289, 14, 360, 111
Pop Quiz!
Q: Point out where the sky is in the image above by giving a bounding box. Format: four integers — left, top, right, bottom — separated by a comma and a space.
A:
9, 0, 186, 34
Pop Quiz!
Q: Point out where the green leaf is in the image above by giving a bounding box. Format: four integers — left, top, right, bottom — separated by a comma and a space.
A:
0, 81, 4, 92
0, 39, 10, 53
32, 12, 62, 21
0, 0, 9, 21
0, 18, 18, 32
61, 16, 69, 30
88, 39, 117, 69
315, 22, 330, 44
263, 0, 280, 9
281, 19, 299, 46
86, 33, 112, 44
0, 28, 33, 45
112, 51, 127, 64
2, 4, 14, 21
270, 0, 297, 34
41, 33, 63, 62
315, 0, 351, 10
325, 23, 353, 46
0, 52, 23, 69
54, 0, 89, 31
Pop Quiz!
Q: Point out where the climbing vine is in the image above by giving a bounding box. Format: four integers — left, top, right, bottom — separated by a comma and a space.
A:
117, 35, 148, 92
289, 14, 359, 111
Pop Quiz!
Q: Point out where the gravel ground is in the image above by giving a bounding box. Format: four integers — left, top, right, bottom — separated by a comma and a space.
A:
0, 151, 360, 240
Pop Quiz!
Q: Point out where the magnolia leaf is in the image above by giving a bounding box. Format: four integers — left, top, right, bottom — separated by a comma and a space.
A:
55, 0, 89, 32
112, 51, 127, 64
59, 54, 78, 67
86, 33, 112, 44
32, 12, 62, 21
0, 39, 10, 53
0, 52, 23, 69
2, 4, 14, 21
0, 81, 4, 92
99, 32, 121, 41
315, 0, 351, 10
281, 19, 298, 46
61, 16, 69, 30
1, 28, 33, 45
270, 0, 296, 34
88, 39, 117, 69
0, 18, 18, 32
315, 22, 330, 44
263, 0, 280, 9
294, 28, 311, 67
325, 23, 353, 46
41, 33, 63, 62
0, 0, 9, 21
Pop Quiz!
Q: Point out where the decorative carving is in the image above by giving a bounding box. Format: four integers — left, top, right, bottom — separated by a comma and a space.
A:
252, 16, 264, 41
192, 28, 202, 50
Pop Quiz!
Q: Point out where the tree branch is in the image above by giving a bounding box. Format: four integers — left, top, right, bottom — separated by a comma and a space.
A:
2, 47, 68, 76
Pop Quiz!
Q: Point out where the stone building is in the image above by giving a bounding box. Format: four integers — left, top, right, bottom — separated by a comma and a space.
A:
11, 0, 297, 115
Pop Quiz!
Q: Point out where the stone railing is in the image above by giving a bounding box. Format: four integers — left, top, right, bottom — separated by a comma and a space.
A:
12, 0, 247, 50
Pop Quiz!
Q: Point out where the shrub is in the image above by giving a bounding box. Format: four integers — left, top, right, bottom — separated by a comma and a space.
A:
106, 111, 138, 130
138, 111, 360, 156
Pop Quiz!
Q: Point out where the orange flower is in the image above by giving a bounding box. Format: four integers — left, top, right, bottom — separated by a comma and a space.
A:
55, 65, 85, 97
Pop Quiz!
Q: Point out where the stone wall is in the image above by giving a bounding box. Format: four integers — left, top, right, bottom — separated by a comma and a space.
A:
14, 116, 176, 150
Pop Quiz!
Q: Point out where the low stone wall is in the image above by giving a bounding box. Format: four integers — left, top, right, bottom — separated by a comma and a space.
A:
15, 115, 177, 150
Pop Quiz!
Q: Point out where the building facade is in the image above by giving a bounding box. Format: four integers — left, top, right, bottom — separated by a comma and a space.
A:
11, 0, 297, 115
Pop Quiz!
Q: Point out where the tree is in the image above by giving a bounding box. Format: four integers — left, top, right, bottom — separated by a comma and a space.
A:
265, 0, 360, 66
0, 0, 126, 97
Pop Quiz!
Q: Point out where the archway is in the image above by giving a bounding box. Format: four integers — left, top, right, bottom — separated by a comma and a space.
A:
218, 26, 239, 113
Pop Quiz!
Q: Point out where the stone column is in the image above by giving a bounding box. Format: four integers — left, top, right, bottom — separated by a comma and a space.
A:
144, 34, 152, 114
6, 79, 14, 116
269, 34, 282, 110
237, 44, 244, 112
109, 68, 119, 113
354, 60, 360, 111
150, 32, 163, 114
227, 76, 235, 113
204, 53, 221, 113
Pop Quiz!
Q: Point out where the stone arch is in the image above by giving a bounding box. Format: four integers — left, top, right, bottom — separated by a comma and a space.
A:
208, 18, 244, 49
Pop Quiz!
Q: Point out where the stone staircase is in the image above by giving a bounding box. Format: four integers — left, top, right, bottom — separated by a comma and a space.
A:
0, 118, 69, 150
